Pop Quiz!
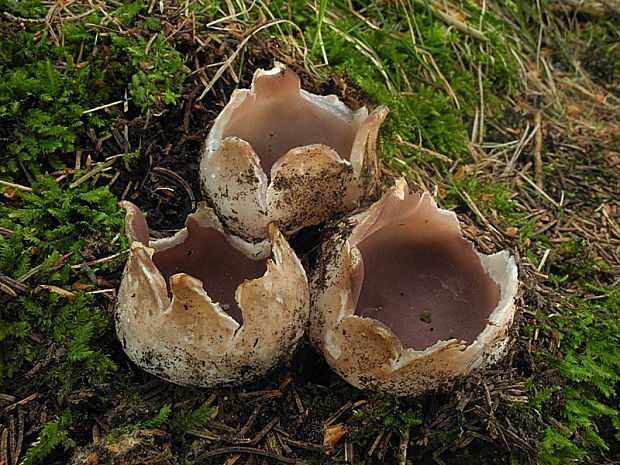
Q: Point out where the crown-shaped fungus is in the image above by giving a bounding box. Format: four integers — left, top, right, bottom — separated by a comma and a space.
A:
200, 62, 389, 241
308, 179, 518, 396
116, 201, 309, 387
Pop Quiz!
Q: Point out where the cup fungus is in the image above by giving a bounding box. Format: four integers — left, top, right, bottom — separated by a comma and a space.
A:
200, 62, 389, 241
308, 178, 518, 396
116, 201, 309, 387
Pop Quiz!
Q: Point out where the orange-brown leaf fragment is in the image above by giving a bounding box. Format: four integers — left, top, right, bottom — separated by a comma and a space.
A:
324, 424, 347, 447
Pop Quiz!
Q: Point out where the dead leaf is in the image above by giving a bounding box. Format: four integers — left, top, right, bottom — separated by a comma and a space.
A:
73, 282, 94, 291
324, 424, 347, 447
505, 227, 518, 236
1, 185, 18, 200
563, 104, 581, 116
97, 278, 116, 288
514, 99, 527, 112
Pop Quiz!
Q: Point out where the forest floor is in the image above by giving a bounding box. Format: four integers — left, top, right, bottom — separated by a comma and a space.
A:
0, 1, 619, 465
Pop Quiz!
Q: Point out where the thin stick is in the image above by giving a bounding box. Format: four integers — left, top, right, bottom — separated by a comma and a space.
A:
69, 154, 124, 189
2, 394, 37, 413
412, 0, 489, 42
324, 401, 352, 426
0, 180, 32, 192
250, 417, 278, 446
197, 446, 297, 464
519, 172, 559, 208
459, 188, 502, 237
222, 455, 241, 465
1, 426, 8, 465
238, 405, 261, 438
82, 99, 125, 114
398, 428, 410, 465
13, 408, 24, 465
280, 436, 329, 452
151, 167, 196, 210
477, 63, 485, 144
533, 111, 543, 189
70, 251, 126, 269
396, 137, 451, 162
197, 19, 307, 101
0, 282, 16, 297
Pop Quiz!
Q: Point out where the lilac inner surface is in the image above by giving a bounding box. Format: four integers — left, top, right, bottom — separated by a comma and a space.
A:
354, 227, 501, 351
125, 204, 149, 246
152, 218, 268, 324
222, 97, 357, 175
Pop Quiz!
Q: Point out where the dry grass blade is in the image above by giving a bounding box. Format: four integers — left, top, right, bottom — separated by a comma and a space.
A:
412, 0, 489, 42
197, 19, 309, 100
0, 181, 32, 193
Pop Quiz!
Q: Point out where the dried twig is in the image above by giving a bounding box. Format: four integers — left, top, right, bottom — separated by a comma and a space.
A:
2, 394, 37, 413
0, 180, 32, 192
69, 154, 124, 189
197, 19, 307, 100
533, 111, 543, 189
397, 428, 410, 465
1, 426, 8, 465
396, 136, 452, 162
250, 417, 278, 446
324, 401, 352, 426
197, 446, 298, 464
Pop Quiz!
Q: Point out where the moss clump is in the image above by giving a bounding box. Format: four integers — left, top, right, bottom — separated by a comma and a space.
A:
0, 177, 125, 396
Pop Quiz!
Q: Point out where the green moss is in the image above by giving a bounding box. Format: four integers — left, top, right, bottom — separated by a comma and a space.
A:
263, 0, 522, 171
0, 0, 47, 20
0, 177, 125, 395
108, 404, 172, 442
0, 31, 112, 173
111, 0, 147, 27
20, 410, 74, 465
110, 33, 187, 113
528, 276, 619, 459
0, 4, 187, 175
171, 406, 217, 442
350, 393, 422, 444
538, 427, 586, 465
443, 173, 526, 228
